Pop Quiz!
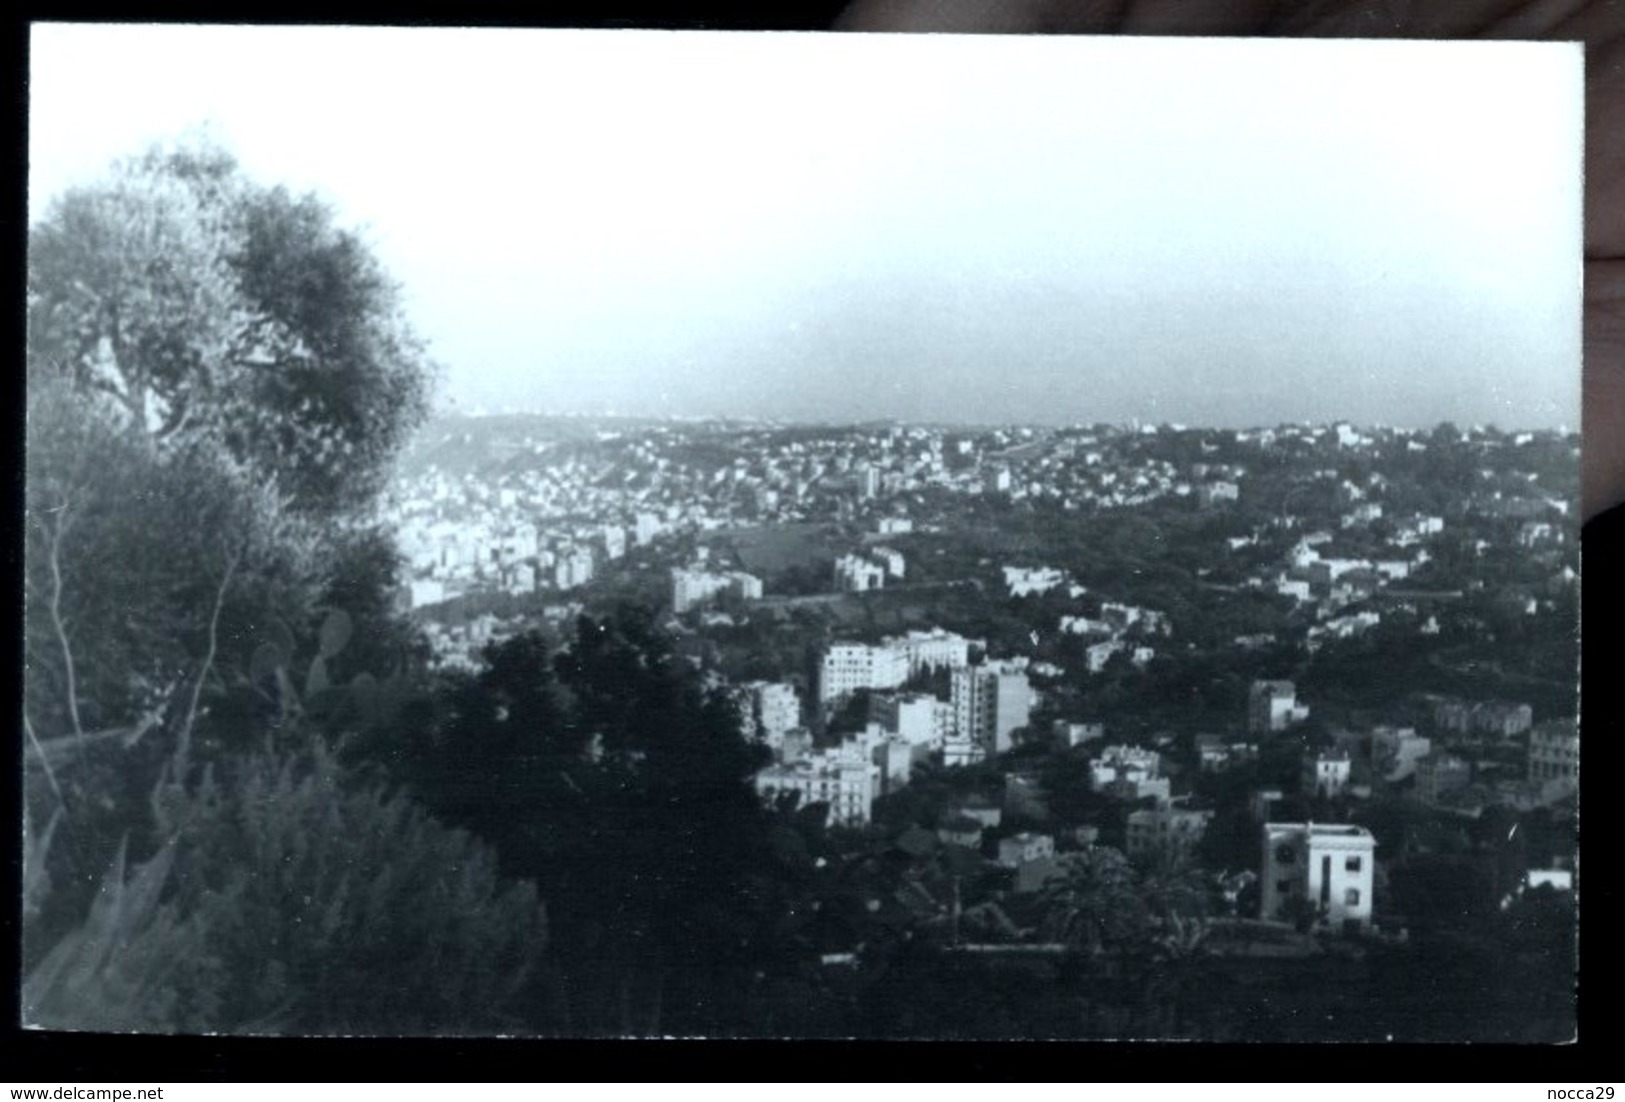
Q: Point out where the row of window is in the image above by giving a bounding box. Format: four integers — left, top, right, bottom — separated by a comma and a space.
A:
1275, 881, 1361, 906
1274, 846, 1362, 873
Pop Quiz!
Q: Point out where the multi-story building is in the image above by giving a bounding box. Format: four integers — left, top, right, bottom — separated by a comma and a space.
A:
1475, 701, 1535, 739
892, 628, 973, 676
1126, 807, 1214, 857
942, 732, 984, 768
1527, 718, 1579, 798
952, 661, 1032, 757
871, 737, 917, 794
1303, 749, 1353, 799
672, 568, 763, 613
553, 547, 595, 591
818, 631, 974, 707
1435, 699, 1534, 740
1370, 726, 1432, 780
735, 681, 801, 750
1260, 823, 1375, 933
754, 756, 880, 827
818, 642, 910, 705
1054, 720, 1106, 750
1003, 566, 1069, 597
870, 547, 906, 579
1089, 745, 1161, 792
997, 832, 1055, 869
1415, 753, 1472, 805
834, 553, 887, 592
634, 512, 662, 546
857, 465, 881, 499
1196, 481, 1240, 507
870, 691, 953, 750
1249, 680, 1310, 734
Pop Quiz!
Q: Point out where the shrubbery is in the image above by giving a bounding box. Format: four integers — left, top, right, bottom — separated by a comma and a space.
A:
25, 741, 547, 1036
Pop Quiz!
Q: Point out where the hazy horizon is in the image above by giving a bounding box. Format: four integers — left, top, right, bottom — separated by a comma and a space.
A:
30, 27, 1583, 431
417, 404, 1576, 437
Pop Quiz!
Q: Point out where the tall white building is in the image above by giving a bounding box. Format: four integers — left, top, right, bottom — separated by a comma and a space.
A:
870, 691, 953, 750
1260, 823, 1375, 933
1249, 680, 1310, 734
736, 681, 802, 750
634, 512, 662, 546
951, 661, 1032, 757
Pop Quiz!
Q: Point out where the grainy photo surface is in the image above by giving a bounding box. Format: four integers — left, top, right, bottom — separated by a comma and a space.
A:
24, 25, 1580, 1040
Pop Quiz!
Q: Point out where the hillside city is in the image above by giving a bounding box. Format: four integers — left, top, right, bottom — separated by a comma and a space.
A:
21, 118, 1586, 1046
378, 412, 1578, 1022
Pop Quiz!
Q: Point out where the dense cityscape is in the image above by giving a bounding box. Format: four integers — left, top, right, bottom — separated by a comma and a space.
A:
23, 27, 1582, 1039
367, 410, 1579, 1038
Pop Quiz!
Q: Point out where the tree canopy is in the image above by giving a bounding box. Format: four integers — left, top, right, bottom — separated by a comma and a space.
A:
29, 136, 434, 517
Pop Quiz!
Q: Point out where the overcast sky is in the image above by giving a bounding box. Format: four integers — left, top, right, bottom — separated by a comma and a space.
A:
30, 25, 1582, 429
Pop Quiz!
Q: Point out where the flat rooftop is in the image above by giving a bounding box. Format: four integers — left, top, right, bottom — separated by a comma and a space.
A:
1264, 822, 1374, 838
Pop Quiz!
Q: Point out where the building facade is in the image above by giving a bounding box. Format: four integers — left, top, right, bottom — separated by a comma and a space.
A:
1260, 822, 1375, 933
952, 661, 1032, 757
1249, 680, 1311, 734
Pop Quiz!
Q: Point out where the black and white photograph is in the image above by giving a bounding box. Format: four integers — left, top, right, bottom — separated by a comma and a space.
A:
23, 22, 1582, 1043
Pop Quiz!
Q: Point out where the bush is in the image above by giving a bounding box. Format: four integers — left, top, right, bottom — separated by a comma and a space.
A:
25, 741, 548, 1036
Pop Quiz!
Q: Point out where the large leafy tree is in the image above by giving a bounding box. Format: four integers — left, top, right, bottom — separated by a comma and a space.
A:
28, 136, 434, 518
394, 612, 784, 1034
25, 136, 436, 740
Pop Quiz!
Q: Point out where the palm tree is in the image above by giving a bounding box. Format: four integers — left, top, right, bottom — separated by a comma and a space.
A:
1039, 846, 1146, 959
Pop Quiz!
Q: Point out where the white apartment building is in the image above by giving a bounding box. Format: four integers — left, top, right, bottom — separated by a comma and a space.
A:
1260, 823, 1375, 933
952, 661, 1032, 757
1249, 680, 1311, 734
634, 512, 662, 546
672, 568, 763, 613
818, 631, 974, 706
892, 629, 973, 676
754, 756, 880, 827
818, 642, 909, 704
834, 553, 887, 592
1303, 750, 1353, 799
1089, 745, 1161, 792
870, 691, 953, 750
871, 547, 906, 579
